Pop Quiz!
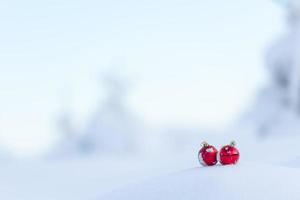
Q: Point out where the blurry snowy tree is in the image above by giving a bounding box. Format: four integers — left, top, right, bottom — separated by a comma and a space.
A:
51, 67, 141, 158
246, 0, 300, 136
80, 70, 139, 154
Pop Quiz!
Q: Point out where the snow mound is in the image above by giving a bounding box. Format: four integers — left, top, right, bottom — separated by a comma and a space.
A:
104, 163, 300, 200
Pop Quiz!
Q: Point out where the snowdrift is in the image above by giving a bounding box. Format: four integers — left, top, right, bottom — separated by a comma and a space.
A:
104, 163, 300, 200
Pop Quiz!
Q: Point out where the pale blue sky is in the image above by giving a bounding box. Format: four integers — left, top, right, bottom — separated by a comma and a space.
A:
0, 0, 284, 156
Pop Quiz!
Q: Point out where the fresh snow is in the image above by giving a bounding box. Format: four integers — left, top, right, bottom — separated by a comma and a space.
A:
103, 163, 300, 200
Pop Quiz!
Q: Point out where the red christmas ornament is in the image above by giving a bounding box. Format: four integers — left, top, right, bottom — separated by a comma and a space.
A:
198, 142, 218, 166
219, 141, 240, 165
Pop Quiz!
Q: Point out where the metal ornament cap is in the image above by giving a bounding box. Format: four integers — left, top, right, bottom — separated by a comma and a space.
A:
198, 142, 218, 166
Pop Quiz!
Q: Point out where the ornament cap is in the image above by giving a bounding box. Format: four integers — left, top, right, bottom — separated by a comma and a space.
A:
230, 141, 236, 147
201, 141, 209, 147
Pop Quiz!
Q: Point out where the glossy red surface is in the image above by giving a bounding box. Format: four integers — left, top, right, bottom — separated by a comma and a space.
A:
219, 145, 240, 165
198, 145, 218, 166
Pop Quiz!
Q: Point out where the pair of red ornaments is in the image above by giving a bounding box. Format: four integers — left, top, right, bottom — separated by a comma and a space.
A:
198, 141, 240, 166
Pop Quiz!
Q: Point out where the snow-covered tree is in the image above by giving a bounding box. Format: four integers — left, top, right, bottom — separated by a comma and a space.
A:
245, 0, 300, 136
79, 70, 139, 154
50, 66, 140, 158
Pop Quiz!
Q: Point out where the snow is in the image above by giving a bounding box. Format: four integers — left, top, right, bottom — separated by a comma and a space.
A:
103, 163, 300, 200
0, 157, 169, 200
99, 132, 300, 200
1, 133, 300, 200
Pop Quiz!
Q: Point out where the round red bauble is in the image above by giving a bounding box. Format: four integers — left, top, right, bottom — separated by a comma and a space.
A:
219, 141, 239, 165
198, 142, 218, 166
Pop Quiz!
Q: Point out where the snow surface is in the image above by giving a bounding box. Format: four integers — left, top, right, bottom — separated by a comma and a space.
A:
98, 131, 300, 200
2, 129, 300, 200
2, 134, 299, 200
103, 163, 300, 200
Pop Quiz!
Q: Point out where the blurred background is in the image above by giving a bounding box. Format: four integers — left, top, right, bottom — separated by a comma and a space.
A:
1, 0, 299, 199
